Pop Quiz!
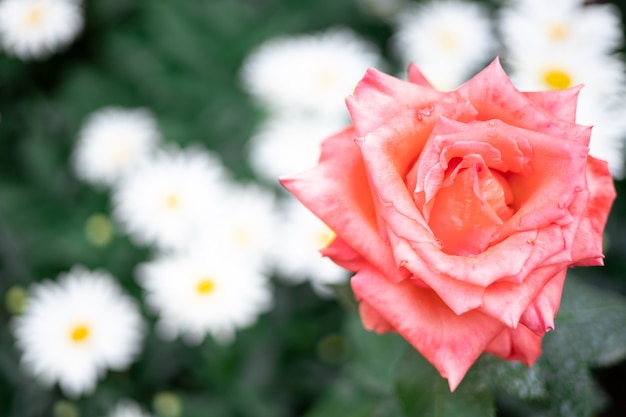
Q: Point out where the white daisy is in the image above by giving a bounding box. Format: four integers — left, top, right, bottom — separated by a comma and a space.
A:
240, 27, 381, 117
0, 0, 83, 60
106, 400, 153, 417
112, 146, 228, 250
248, 115, 345, 185
11, 266, 144, 398
136, 247, 272, 345
392, 0, 496, 91
577, 95, 626, 179
499, 0, 626, 179
272, 198, 348, 294
499, 0, 623, 59
73, 107, 161, 188
191, 182, 280, 271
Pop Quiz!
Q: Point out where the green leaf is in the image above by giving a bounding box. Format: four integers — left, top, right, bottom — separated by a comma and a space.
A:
475, 354, 548, 401
394, 348, 495, 417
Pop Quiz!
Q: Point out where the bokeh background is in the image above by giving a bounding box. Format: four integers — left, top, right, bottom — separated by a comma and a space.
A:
2, 0, 626, 416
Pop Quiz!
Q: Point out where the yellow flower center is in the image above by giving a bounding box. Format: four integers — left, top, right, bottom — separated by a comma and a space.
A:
437, 31, 458, 50
70, 324, 90, 343
315, 70, 337, 88
548, 23, 569, 41
196, 278, 215, 295
543, 69, 572, 90
165, 194, 180, 210
234, 227, 250, 247
24, 6, 44, 27
315, 226, 336, 250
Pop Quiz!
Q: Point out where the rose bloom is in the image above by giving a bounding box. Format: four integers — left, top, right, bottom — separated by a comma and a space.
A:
280, 59, 615, 390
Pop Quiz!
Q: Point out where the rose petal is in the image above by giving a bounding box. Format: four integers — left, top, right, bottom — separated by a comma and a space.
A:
523, 87, 582, 123
407, 63, 435, 89
457, 58, 590, 146
321, 235, 368, 272
519, 270, 568, 335
359, 301, 394, 334
346, 67, 447, 137
280, 127, 404, 282
351, 266, 504, 391
485, 324, 543, 365
571, 156, 616, 266
481, 265, 568, 329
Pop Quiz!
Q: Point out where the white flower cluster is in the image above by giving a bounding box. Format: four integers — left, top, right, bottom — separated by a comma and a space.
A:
499, 0, 626, 178
239, 27, 378, 293
0, 0, 83, 60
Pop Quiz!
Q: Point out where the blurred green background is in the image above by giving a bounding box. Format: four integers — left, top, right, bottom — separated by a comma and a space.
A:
2, 1, 626, 416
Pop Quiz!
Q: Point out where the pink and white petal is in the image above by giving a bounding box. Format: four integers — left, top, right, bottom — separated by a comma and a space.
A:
280, 127, 403, 282
352, 267, 505, 391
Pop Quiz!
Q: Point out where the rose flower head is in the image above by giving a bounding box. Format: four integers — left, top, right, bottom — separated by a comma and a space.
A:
280, 58, 616, 391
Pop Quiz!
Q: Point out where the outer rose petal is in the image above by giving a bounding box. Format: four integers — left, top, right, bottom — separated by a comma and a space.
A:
485, 325, 543, 366
571, 156, 616, 266
280, 127, 404, 282
351, 266, 504, 391
359, 301, 394, 334
519, 269, 568, 335
321, 236, 367, 272
346, 67, 448, 137
457, 59, 590, 146
522, 87, 582, 123
407, 63, 435, 89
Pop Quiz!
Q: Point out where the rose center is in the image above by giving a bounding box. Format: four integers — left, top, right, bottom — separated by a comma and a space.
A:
428, 161, 514, 256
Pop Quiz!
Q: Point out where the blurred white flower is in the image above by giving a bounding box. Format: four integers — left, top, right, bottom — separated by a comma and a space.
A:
73, 108, 161, 188
112, 146, 227, 250
248, 115, 345, 185
240, 27, 381, 117
499, 0, 623, 58
577, 95, 626, 179
12, 266, 144, 398
192, 182, 280, 271
272, 198, 348, 295
106, 400, 153, 417
136, 247, 272, 345
392, 0, 496, 90
499, 0, 626, 178
0, 0, 83, 60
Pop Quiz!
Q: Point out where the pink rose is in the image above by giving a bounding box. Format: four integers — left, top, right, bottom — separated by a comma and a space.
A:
280, 59, 616, 390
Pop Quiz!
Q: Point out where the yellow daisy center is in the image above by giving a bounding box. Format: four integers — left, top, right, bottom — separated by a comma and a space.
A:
548, 23, 569, 41
165, 193, 180, 210
70, 324, 90, 343
24, 6, 44, 27
196, 278, 215, 295
315, 226, 336, 250
437, 31, 458, 50
315, 70, 337, 88
543, 69, 572, 90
